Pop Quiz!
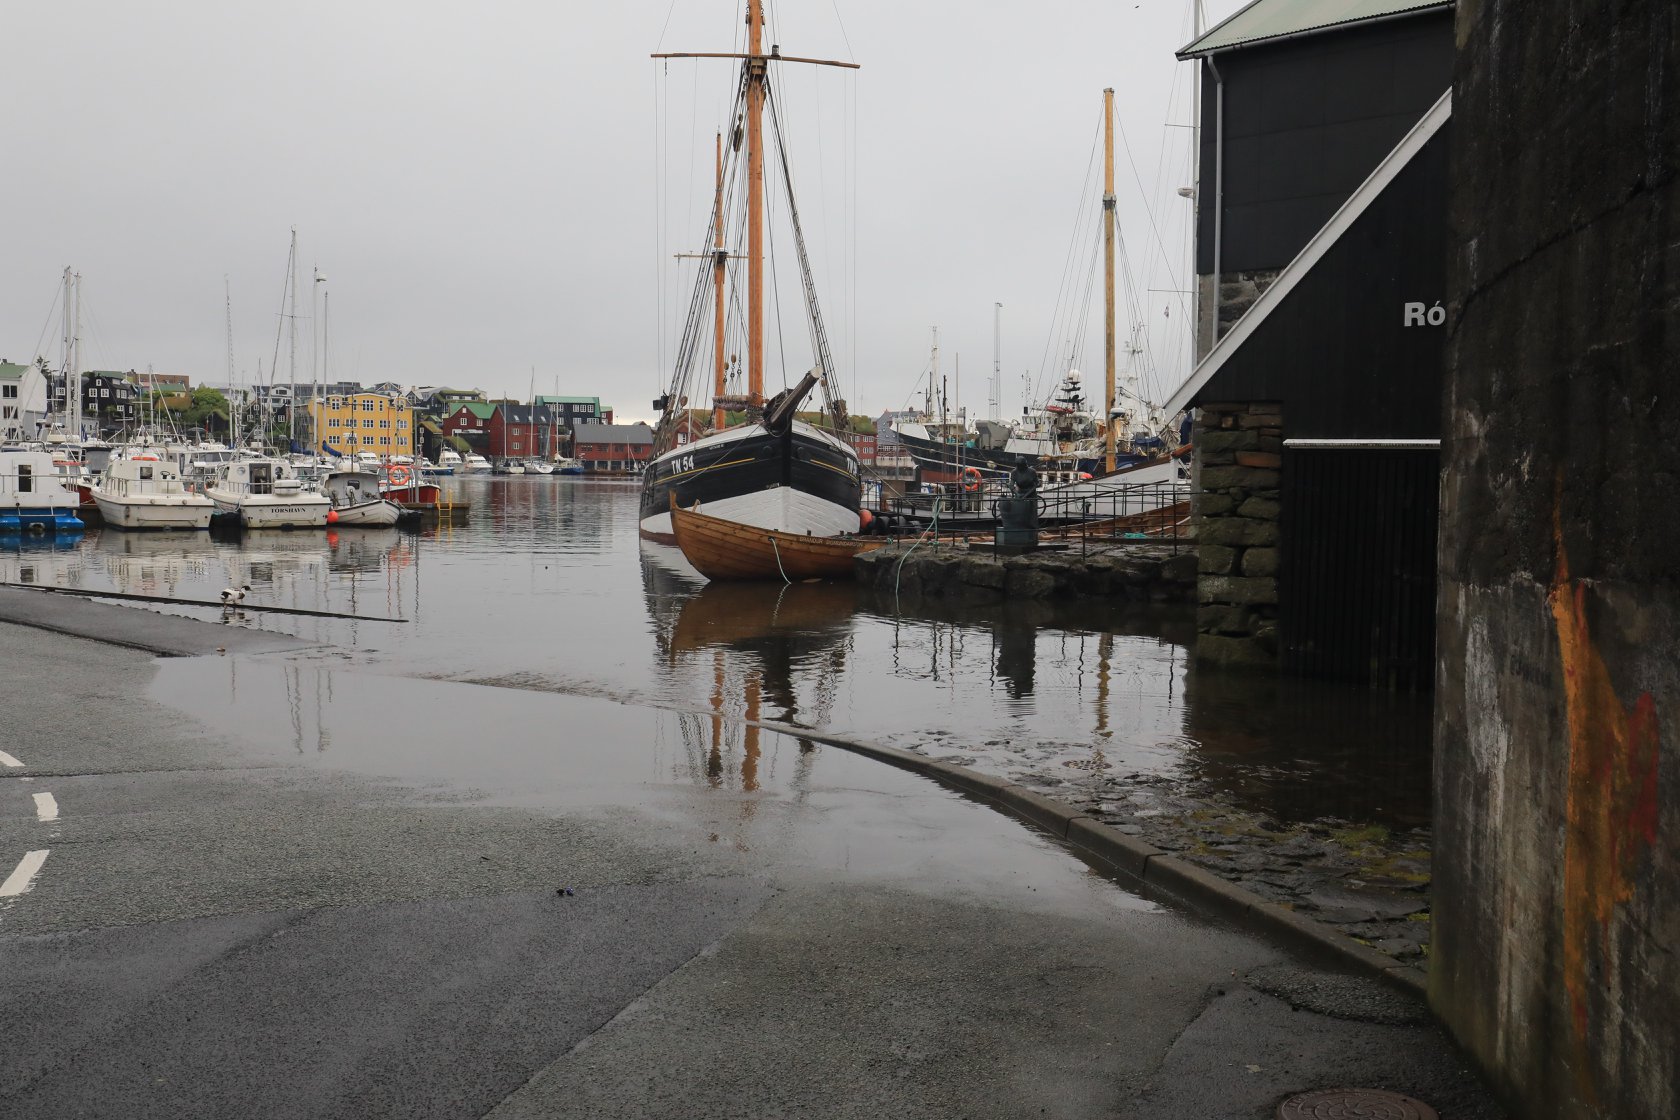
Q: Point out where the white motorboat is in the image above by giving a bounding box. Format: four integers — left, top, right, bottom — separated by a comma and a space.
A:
319, 470, 403, 526
462, 453, 493, 474
205, 457, 331, 529
90, 455, 215, 531
0, 448, 85, 533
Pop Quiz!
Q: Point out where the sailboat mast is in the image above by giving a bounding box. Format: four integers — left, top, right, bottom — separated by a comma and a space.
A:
1103, 87, 1117, 474
713, 131, 728, 430
71, 271, 82, 444
59, 267, 72, 439
226, 277, 239, 449
288, 228, 299, 449
746, 0, 765, 407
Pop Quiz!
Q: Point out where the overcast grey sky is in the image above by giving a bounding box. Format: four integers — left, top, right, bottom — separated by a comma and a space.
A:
3, 1, 1234, 423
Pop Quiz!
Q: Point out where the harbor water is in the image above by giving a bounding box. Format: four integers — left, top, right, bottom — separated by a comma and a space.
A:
1, 477, 1432, 830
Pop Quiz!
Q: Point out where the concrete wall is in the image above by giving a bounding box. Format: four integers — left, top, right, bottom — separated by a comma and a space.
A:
1433, 2, 1679, 1117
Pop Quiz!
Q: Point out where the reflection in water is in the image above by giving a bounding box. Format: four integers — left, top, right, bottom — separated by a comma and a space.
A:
0, 478, 1432, 831
1181, 667, 1434, 827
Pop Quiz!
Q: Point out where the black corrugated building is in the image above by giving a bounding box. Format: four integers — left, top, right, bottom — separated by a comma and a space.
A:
1169, 0, 1454, 688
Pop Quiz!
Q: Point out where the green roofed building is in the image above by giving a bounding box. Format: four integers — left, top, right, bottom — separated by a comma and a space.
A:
534, 395, 605, 430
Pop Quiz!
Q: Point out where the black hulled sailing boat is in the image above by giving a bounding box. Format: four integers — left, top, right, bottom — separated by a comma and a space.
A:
638, 2, 861, 544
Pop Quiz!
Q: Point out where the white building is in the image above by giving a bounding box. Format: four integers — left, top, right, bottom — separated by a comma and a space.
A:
0, 360, 50, 441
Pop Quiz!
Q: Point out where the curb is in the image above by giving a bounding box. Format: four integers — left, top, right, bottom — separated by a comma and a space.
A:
751, 716, 1427, 999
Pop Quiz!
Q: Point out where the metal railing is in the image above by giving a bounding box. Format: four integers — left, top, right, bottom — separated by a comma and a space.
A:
869, 478, 1192, 553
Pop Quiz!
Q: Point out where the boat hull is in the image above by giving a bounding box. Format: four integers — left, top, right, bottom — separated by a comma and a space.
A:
670, 500, 885, 581
205, 489, 331, 529
0, 507, 84, 534
90, 494, 214, 531
892, 424, 1133, 477
328, 499, 403, 527
638, 422, 861, 544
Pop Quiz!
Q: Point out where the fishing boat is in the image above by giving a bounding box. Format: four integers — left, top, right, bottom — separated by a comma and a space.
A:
670, 497, 884, 582
379, 464, 441, 507
638, 2, 862, 545
89, 454, 215, 530
204, 456, 331, 529
555, 457, 584, 476
0, 448, 85, 533
319, 469, 403, 526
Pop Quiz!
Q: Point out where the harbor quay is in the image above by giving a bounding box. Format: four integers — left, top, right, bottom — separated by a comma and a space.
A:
0, 579, 1502, 1119
853, 539, 1198, 604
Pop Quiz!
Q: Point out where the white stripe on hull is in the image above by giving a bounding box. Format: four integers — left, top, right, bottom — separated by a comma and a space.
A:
640, 484, 859, 543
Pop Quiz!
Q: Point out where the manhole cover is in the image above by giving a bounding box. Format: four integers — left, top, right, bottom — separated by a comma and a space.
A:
1277, 1088, 1438, 1120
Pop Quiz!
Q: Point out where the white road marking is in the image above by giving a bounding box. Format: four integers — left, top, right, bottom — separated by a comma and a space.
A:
33, 793, 58, 822
0, 751, 22, 768
0, 850, 49, 897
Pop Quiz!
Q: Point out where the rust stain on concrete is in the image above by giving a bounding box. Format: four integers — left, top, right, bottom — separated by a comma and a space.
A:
1549, 485, 1662, 1068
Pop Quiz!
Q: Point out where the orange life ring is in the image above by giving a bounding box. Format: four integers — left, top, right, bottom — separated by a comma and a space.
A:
387, 465, 412, 486
961, 466, 983, 492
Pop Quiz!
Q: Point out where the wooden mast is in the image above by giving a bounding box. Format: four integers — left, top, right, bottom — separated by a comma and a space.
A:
651, 6, 859, 422
746, 0, 766, 408
713, 132, 728, 431
1103, 87, 1117, 474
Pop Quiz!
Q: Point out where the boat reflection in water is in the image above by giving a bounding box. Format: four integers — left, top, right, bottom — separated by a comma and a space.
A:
642, 542, 856, 811
0, 533, 85, 590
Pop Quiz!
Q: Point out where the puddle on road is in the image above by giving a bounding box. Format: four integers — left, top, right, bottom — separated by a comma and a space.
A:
149, 654, 1159, 918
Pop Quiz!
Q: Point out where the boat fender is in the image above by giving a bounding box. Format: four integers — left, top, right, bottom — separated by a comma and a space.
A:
858, 508, 873, 532
327, 509, 339, 524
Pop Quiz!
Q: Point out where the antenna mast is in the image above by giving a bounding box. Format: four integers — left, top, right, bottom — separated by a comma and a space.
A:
991, 302, 1002, 422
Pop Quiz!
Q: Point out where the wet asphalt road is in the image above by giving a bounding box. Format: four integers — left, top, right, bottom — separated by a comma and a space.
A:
0, 615, 1502, 1119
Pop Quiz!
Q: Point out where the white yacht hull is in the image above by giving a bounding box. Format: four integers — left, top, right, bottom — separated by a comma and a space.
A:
329, 499, 402, 527
90, 493, 214, 531
205, 488, 331, 529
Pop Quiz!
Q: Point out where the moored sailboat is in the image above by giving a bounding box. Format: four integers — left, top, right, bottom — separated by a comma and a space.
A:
638, 2, 862, 545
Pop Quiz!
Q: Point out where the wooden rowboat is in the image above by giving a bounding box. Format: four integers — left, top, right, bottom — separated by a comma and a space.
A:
670, 497, 886, 582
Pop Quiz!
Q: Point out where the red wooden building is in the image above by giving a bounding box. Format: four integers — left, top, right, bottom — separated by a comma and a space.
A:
574, 421, 654, 473
441, 402, 560, 459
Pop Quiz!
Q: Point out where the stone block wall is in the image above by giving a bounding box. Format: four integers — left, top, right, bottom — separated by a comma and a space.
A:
1434, 2, 1680, 1117
1192, 401, 1281, 668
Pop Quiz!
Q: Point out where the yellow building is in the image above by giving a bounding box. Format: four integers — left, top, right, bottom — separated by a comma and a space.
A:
307, 392, 414, 458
